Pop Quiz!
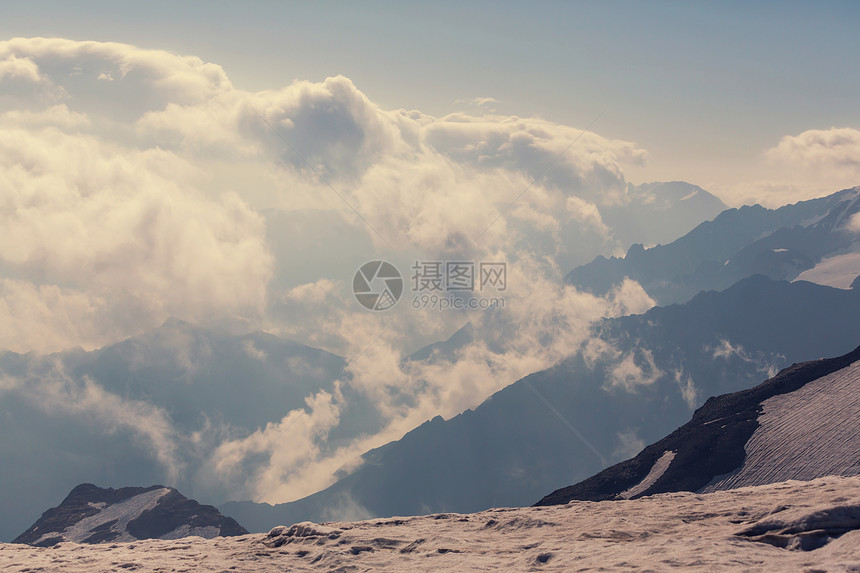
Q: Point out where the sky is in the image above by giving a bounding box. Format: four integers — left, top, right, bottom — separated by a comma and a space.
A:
2, 1, 859, 204
0, 1, 859, 527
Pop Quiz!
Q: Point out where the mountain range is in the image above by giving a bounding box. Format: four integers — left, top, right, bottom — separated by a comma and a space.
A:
536, 344, 860, 505
0, 319, 371, 542
3, 183, 858, 543
567, 186, 859, 305
221, 274, 860, 532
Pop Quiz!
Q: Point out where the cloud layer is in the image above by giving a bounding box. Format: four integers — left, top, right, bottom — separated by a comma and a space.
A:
1, 37, 853, 513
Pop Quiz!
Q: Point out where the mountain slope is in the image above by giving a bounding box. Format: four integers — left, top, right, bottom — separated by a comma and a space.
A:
566, 187, 859, 305
14, 484, 248, 547
536, 345, 860, 505
221, 276, 860, 532
602, 181, 727, 249
0, 320, 379, 543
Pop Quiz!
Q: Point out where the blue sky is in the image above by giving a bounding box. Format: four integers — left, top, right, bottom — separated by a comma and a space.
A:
2, 0, 859, 200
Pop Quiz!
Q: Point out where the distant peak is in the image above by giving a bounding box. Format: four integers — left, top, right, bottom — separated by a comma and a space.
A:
159, 317, 193, 330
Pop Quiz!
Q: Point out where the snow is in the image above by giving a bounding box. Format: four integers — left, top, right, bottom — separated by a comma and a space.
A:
35, 488, 172, 545
794, 249, 860, 289
32, 488, 226, 544
619, 450, 676, 499
703, 359, 860, 492
2, 476, 859, 571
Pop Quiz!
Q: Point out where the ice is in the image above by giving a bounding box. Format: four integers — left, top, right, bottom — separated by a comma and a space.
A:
703, 359, 860, 492
2, 476, 858, 571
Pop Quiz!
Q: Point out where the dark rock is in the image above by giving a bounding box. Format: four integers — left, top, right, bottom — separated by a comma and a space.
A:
14, 484, 248, 546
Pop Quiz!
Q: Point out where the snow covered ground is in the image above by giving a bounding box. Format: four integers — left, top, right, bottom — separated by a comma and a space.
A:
2, 476, 859, 572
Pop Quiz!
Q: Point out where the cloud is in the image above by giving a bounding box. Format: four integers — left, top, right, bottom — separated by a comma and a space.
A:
607, 347, 662, 392
0, 54, 44, 82
209, 388, 343, 502
709, 339, 781, 379
613, 430, 646, 460
0, 37, 670, 507
674, 369, 698, 410
0, 361, 183, 480
455, 96, 500, 109
711, 338, 749, 361
767, 127, 860, 171
711, 128, 860, 208
847, 212, 860, 234
0, 51, 273, 352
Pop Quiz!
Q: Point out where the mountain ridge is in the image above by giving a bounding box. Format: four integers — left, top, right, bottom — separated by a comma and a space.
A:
221, 275, 860, 532
535, 344, 860, 505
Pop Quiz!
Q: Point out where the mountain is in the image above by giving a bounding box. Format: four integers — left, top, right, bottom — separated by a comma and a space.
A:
536, 345, 860, 505
0, 319, 381, 543
220, 276, 860, 532
13, 484, 247, 547
567, 187, 860, 305
602, 181, 727, 249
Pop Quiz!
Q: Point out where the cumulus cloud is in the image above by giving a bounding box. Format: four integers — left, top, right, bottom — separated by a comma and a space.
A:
0, 42, 273, 352
0, 37, 667, 506
711, 128, 860, 208
210, 388, 343, 502
0, 54, 43, 82
767, 127, 860, 171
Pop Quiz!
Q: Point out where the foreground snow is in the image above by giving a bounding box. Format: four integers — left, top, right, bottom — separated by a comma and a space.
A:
2, 476, 859, 572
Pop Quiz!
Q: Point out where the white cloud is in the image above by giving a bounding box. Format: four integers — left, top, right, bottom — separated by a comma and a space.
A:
847, 212, 860, 234
210, 388, 343, 502
767, 127, 860, 171
711, 338, 749, 361
607, 348, 662, 392
0, 54, 44, 83
674, 369, 698, 410
0, 37, 669, 505
711, 128, 860, 208
457, 96, 500, 107
0, 361, 183, 480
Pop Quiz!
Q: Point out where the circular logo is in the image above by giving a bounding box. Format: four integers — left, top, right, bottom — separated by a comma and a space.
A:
353, 261, 403, 311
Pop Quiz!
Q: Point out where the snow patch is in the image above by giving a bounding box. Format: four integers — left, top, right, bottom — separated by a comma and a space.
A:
35, 488, 171, 544
619, 450, 676, 499
794, 249, 860, 289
